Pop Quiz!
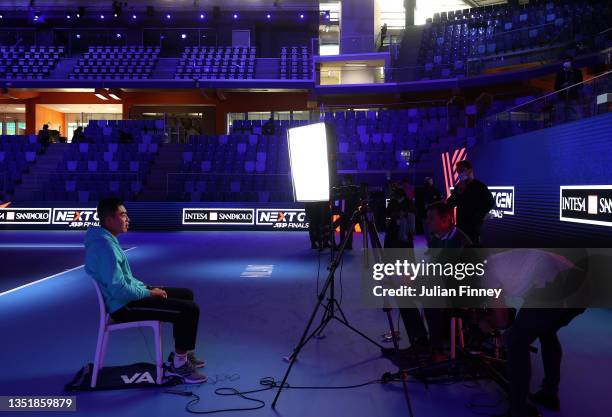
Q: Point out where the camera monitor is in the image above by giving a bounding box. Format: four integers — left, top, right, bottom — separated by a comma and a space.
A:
287, 122, 335, 202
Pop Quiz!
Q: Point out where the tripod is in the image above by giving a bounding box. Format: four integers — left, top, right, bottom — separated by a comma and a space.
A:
272, 202, 416, 417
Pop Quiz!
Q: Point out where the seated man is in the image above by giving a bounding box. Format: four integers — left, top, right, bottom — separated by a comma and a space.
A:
85, 197, 207, 384
393, 201, 472, 360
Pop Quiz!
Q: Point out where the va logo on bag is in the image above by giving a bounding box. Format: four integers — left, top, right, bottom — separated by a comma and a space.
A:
120, 372, 155, 384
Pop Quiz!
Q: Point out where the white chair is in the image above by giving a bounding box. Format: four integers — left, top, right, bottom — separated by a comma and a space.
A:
90, 278, 163, 388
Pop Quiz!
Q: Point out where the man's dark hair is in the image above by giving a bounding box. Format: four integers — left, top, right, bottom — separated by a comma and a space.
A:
97, 198, 124, 224
456, 160, 472, 171
561, 54, 574, 61
426, 201, 454, 219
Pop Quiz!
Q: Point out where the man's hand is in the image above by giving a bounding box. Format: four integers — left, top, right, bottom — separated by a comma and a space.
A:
150, 288, 167, 298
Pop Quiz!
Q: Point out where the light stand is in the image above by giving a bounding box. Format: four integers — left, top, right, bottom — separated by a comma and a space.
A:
272, 202, 416, 417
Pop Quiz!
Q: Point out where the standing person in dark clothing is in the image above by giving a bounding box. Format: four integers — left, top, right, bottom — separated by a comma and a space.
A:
37, 124, 50, 150
421, 177, 442, 247
380, 23, 388, 47
262, 116, 276, 135
446, 160, 494, 246
553, 56, 583, 121
384, 188, 416, 249
304, 201, 330, 250
554, 56, 583, 100
72, 126, 85, 143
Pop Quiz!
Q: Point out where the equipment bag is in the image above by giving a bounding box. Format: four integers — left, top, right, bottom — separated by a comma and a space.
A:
65, 362, 182, 391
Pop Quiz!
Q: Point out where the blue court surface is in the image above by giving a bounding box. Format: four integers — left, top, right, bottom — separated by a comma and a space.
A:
1, 231, 610, 417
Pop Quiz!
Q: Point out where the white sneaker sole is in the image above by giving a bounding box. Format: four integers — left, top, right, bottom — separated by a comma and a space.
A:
165, 369, 208, 384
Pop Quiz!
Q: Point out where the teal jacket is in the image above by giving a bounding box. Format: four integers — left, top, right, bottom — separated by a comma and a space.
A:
84, 226, 149, 313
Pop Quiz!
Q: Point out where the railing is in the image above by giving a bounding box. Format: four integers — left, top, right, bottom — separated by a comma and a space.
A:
477, 70, 611, 142
165, 172, 288, 196
30, 171, 141, 186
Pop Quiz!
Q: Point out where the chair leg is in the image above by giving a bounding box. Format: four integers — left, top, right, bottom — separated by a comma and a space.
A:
450, 317, 456, 360
99, 331, 109, 370
91, 329, 105, 388
458, 318, 465, 349
154, 323, 163, 385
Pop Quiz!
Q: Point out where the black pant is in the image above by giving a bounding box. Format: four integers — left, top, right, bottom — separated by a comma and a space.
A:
457, 222, 482, 246
111, 287, 200, 352
506, 308, 584, 417
399, 307, 449, 349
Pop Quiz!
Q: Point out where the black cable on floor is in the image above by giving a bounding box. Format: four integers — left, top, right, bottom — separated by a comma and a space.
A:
465, 391, 505, 416
316, 243, 322, 296
165, 376, 382, 415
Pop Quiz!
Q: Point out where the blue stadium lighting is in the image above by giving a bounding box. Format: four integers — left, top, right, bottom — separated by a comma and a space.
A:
233, 13, 239, 19
76, 13, 80, 18
0, 14, 4, 19
76, 34, 81, 39
132, 14, 137, 19
114, 13, 118, 18
300, 13, 304, 19
181, 33, 187, 39
66, 14, 71, 19
34, 14, 39, 21
199, 13, 205, 19
100, 14, 105, 20
116, 33, 122, 38
166, 13, 171, 19
266, 13, 271, 19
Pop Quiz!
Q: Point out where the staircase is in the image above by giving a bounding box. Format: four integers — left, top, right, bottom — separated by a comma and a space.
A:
50, 57, 78, 79
12, 143, 69, 201
138, 144, 185, 200
394, 25, 424, 82
254, 58, 280, 79
151, 58, 180, 79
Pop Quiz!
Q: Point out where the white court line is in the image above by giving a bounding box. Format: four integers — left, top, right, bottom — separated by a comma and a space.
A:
0, 244, 87, 248
0, 246, 137, 297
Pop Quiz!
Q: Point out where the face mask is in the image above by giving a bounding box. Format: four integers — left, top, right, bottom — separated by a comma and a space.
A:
563, 61, 571, 70
458, 173, 468, 182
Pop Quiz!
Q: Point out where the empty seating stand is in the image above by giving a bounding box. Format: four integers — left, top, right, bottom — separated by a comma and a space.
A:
175, 46, 256, 80
0, 135, 40, 199
280, 46, 311, 80
416, 0, 611, 79
37, 120, 164, 202
70, 46, 160, 80
233, 107, 469, 174
170, 134, 292, 202
0, 46, 65, 79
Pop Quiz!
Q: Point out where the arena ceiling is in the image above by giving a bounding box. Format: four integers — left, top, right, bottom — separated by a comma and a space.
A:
0, 1, 319, 11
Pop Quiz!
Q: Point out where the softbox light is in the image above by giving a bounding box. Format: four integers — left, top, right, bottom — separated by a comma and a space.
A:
287, 122, 335, 202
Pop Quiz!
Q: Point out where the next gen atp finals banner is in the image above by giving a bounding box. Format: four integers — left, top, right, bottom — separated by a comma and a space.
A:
457, 113, 612, 247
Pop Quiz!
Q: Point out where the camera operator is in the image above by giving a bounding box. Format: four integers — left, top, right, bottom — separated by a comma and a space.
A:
484, 249, 588, 417
387, 202, 472, 361
446, 160, 494, 246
